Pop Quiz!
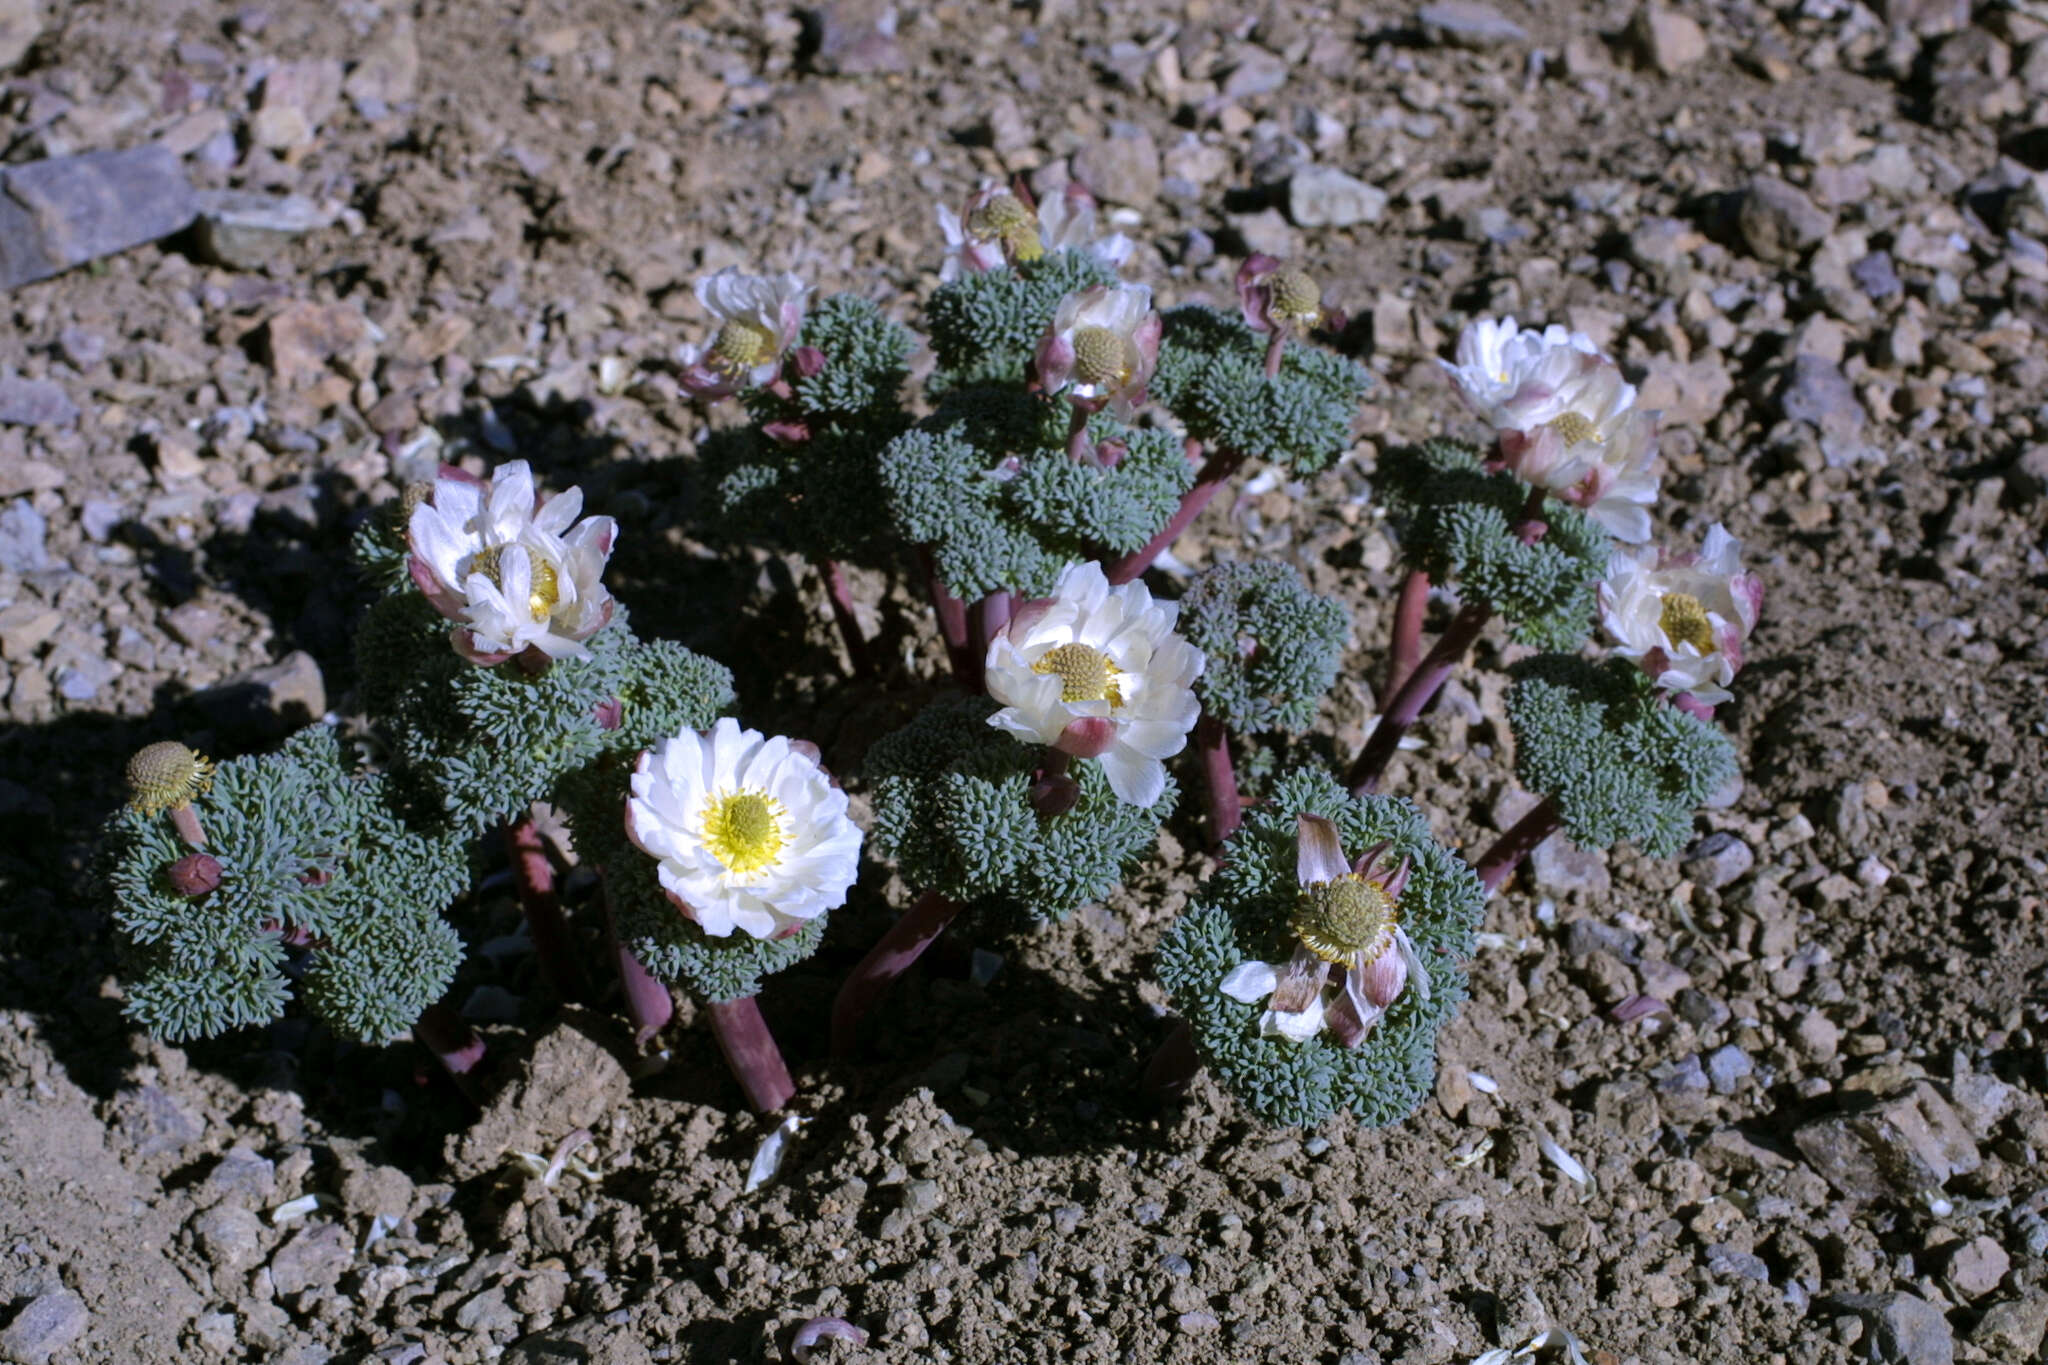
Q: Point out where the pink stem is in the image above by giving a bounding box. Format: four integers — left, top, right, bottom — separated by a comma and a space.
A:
1142, 1019, 1200, 1103
1196, 713, 1242, 849
1511, 484, 1548, 544
506, 816, 587, 1001
705, 996, 796, 1114
599, 873, 673, 1046
1104, 442, 1246, 585
830, 889, 964, 1058
1064, 405, 1092, 462
170, 804, 206, 849
970, 590, 1012, 682
1474, 798, 1563, 894
1346, 601, 1491, 796
414, 1001, 486, 1103
918, 546, 975, 685
1385, 569, 1429, 700
1672, 693, 1716, 721
819, 558, 873, 680
1262, 330, 1285, 379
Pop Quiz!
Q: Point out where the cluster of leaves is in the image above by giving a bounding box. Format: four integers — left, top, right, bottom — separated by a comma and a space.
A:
1508, 654, 1737, 857
102, 727, 469, 1045
1156, 767, 1484, 1128
865, 694, 1174, 924
1179, 558, 1349, 735
924, 248, 1120, 391
1374, 438, 1608, 650
1149, 306, 1370, 475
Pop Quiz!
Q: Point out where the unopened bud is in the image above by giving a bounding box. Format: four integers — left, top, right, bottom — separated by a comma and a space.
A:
166, 852, 222, 897
791, 345, 827, 379
1029, 772, 1082, 819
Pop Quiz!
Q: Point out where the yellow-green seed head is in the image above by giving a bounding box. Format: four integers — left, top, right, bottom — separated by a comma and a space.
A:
1070, 326, 1131, 390
1031, 641, 1124, 705
1290, 874, 1397, 965
1268, 266, 1322, 325
126, 741, 214, 816
1658, 592, 1715, 654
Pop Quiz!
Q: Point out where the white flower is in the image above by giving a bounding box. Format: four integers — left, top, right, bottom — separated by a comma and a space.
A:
1036, 183, 1133, 269
1034, 283, 1161, 413
1496, 361, 1662, 543
1218, 814, 1430, 1049
1599, 523, 1763, 706
624, 718, 863, 940
406, 460, 616, 664
1441, 316, 1601, 430
936, 181, 1132, 282
984, 560, 1203, 808
677, 268, 809, 399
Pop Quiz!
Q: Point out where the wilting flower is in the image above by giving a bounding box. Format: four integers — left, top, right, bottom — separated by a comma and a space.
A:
1495, 361, 1661, 543
625, 717, 862, 940
1236, 255, 1330, 334
1442, 316, 1602, 430
984, 560, 1203, 808
1599, 523, 1762, 706
676, 268, 809, 399
937, 181, 1132, 282
1034, 283, 1162, 414
1219, 814, 1429, 1048
407, 460, 617, 664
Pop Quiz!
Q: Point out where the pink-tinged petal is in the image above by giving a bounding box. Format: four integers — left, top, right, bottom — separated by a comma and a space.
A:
762, 419, 812, 445
1236, 255, 1278, 332
1269, 943, 1331, 1015
594, 698, 624, 731
451, 629, 515, 667
1350, 839, 1391, 880
680, 361, 738, 400
1035, 333, 1076, 393
1640, 645, 1670, 678
1717, 620, 1746, 676
533, 486, 584, 536
1130, 310, 1162, 386
436, 462, 484, 487
777, 300, 805, 348
1029, 770, 1081, 818
1320, 304, 1349, 334
1005, 596, 1056, 642
1296, 813, 1349, 887
1053, 715, 1118, 758
1673, 692, 1717, 720
1382, 854, 1413, 902
564, 514, 618, 559
661, 885, 706, 930
407, 553, 467, 620
1325, 985, 1381, 1049
1356, 941, 1409, 1009
1732, 572, 1764, 632
791, 345, 827, 379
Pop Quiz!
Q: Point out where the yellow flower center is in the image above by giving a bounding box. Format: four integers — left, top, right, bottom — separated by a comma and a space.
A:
1291, 874, 1397, 966
1070, 326, 1132, 390
1547, 411, 1600, 447
968, 192, 1042, 261
711, 317, 778, 372
701, 789, 788, 876
469, 544, 561, 622
1658, 592, 1716, 654
125, 741, 215, 816
1267, 266, 1322, 325
1032, 641, 1123, 705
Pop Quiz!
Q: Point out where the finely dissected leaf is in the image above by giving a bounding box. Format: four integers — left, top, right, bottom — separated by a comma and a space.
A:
1180, 558, 1350, 735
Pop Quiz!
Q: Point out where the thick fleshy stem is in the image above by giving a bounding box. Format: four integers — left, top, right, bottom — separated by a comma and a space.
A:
1262, 329, 1286, 379
830, 889, 964, 1057
705, 995, 796, 1114
414, 1000, 486, 1103
1142, 1019, 1200, 1103
1104, 441, 1246, 585
598, 873, 673, 1046
819, 558, 873, 680
918, 546, 975, 685
1195, 713, 1242, 849
1346, 601, 1491, 796
506, 816, 588, 1001
1385, 569, 1430, 700
970, 589, 1012, 682
1064, 405, 1092, 463
1474, 797, 1563, 894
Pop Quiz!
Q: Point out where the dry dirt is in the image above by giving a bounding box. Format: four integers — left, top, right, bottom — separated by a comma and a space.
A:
3, 0, 2048, 1362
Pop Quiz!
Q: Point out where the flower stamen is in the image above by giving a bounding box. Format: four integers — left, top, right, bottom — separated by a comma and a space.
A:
701, 789, 789, 876
1547, 411, 1600, 447
469, 544, 561, 622
1290, 874, 1396, 965
1658, 592, 1715, 654
967, 191, 1042, 261
1070, 326, 1132, 390
1032, 642, 1124, 705
1267, 266, 1323, 327
711, 318, 778, 373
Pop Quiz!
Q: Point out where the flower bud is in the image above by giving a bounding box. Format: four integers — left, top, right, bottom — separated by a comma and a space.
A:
166, 852, 222, 898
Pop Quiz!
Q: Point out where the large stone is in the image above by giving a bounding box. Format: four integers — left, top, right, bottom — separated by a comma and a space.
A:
1739, 177, 1832, 265
343, 17, 420, 107
193, 1204, 266, 1274
0, 0, 41, 71
260, 300, 375, 387
506, 1316, 653, 1365
1071, 130, 1161, 207
1794, 1081, 1981, 1201
190, 650, 328, 742
446, 1007, 631, 1179
268, 1222, 353, 1297
1628, 4, 1708, 73
1972, 1297, 2048, 1358
0, 1290, 88, 1364
1682, 831, 1754, 889
1288, 165, 1388, 228
0, 376, 76, 427
194, 191, 337, 271
1826, 1292, 1952, 1365
0, 499, 49, 574
1417, 0, 1527, 49
0, 145, 198, 290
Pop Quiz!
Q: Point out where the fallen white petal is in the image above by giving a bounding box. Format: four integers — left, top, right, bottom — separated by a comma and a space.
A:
1467, 1071, 1499, 1094
745, 1114, 805, 1193
1536, 1131, 1588, 1185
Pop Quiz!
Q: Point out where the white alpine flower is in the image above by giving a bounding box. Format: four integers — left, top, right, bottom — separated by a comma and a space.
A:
624, 718, 862, 940
1034, 282, 1161, 413
1496, 361, 1662, 543
1599, 523, 1762, 706
406, 460, 616, 665
984, 560, 1203, 808
1441, 316, 1601, 430
936, 181, 1132, 282
677, 268, 809, 399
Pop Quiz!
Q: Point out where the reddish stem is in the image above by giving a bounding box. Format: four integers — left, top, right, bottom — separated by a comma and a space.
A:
1345, 601, 1492, 796
1142, 1019, 1200, 1103
1474, 797, 1563, 894
599, 873, 673, 1046
1064, 405, 1092, 462
705, 996, 796, 1114
830, 889, 964, 1057
970, 590, 1012, 686
1196, 713, 1242, 849
1511, 484, 1549, 544
918, 546, 975, 685
414, 1001, 486, 1103
506, 816, 587, 1001
1104, 443, 1247, 585
1385, 569, 1430, 700
170, 803, 207, 849
1262, 330, 1286, 379
819, 558, 873, 680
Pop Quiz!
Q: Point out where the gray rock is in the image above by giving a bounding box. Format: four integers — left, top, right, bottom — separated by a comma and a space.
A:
1878, 0, 1969, 35
1531, 836, 1611, 896
1705, 1243, 1770, 1283
1971, 1297, 2048, 1358
1626, 4, 1708, 73
2008, 445, 2048, 502
201, 1145, 277, 1207
0, 376, 78, 427
1682, 831, 1754, 889
1739, 177, 1833, 265
1945, 1235, 2008, 1299
1705, 1044, 1753, 1094
194, 190, 337, 271
56, 327, 104, 369
194, 1204, 266, 1273
1071, 130, 1161, 207
55, 656, 116, 702
191, 650, 327, 741
1794, 1081, 1981, 1201
453, 1286, 519, 1336
1219, 46, 1289, 97
269, 1222, 353, 1297
339, 1164, 414, 1222
1852, 250, 1902, 299
0, 145, 199, 291
1827, 1292, 1952, 1365
0, 0, 43, 72
111, 1083, 203, 1158
0, 499, 50, 573
1288, 165, 1388, 228
0, 1290, 88, 1364
1780, 354, 1865, 438
1417, 0, 1527, 49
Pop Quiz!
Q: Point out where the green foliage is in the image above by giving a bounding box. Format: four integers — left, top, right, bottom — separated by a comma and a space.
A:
925, 249, 1119, 391
1180, 559, 1349, 734
1507, 655, 1737, 858
1156, 767, 1484, 1128
555, 757, 824, 1003
865, 694, 1174, 923
879, 397, 1192, 600
103, 726, 470, 1045
1375, 439, 1609, 650
357, 598, 732, 829
348, 501, 414, 596
750, 292, 917, 421
1149, 306, 1370, 475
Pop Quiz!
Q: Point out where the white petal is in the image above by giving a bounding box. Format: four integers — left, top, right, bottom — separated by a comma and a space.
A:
1097, 746, 1165, 808
1219, 960, 1279, 1003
